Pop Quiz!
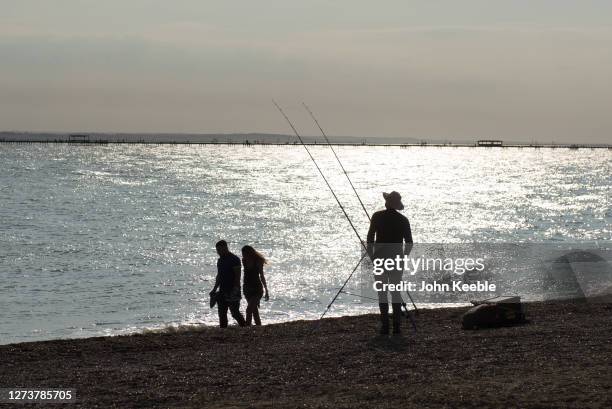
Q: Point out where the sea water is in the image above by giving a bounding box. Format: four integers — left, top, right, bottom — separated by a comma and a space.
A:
0, 143, 610, 344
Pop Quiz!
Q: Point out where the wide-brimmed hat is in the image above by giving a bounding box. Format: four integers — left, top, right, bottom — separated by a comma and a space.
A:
383, 191, 404, 210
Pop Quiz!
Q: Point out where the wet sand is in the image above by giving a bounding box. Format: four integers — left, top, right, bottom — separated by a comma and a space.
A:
1, 301, 611, 408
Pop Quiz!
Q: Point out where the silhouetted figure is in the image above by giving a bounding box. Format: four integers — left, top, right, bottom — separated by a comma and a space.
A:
210, 240, 246, 328
241, 245, 270, 326
367, 191, 413, 335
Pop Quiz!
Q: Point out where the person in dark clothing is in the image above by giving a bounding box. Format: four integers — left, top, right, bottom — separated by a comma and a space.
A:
210, 240, 246, 328
367, 191, 413, 335
241, 245, 270, 326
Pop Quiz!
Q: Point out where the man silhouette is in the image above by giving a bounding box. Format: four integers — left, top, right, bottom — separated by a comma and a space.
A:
367, 191, 413, 335
210, 240, 246, 328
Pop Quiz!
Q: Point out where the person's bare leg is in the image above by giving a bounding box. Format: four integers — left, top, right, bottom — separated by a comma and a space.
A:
253, 305, 261, 326
245, 301, 253, 326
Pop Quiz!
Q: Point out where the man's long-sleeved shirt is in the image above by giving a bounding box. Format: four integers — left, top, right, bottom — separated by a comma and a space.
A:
367, 208, 413, 245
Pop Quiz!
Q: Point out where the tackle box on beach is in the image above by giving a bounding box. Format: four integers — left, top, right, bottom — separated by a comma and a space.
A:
463, 295, 526, 329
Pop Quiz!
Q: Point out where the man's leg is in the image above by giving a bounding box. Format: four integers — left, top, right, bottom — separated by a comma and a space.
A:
389, 269, 404, 334
378, 302, 390, 334
229, 301, 246, 327
377, 270, 390, 334
391, 303, 402, 334
218, 300, 229, 328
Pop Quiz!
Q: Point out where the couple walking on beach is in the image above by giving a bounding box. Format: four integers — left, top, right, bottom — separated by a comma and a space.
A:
210, 240, 269, 328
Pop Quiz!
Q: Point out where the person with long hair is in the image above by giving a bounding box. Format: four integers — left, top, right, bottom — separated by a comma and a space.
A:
241, 245, 269, 326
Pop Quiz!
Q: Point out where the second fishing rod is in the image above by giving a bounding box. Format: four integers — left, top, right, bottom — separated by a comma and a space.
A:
302, 103, 418, 320
273, 101, 418, 321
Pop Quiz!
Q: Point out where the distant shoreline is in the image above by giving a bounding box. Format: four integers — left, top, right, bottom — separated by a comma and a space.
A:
1, 139, 610, 149
1, 132, 610, 149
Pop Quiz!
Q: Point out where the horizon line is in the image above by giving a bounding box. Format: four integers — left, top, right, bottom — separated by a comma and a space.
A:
1, 130, 608, 146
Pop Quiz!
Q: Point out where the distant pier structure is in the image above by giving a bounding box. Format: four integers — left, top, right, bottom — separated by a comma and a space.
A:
477, 140, 503, 147
68, 134, 108, 144
69, 134, 90, 143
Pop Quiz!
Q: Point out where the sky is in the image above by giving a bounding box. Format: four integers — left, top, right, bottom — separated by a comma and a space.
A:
1, 0, 611, 143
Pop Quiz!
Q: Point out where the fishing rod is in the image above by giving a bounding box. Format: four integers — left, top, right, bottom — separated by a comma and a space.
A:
273, 100, 368, 250
318, 251, 418, 333
319, 252, 368, 321
340, 289, 379, 301
274, 101, 418, 328
302, 102, 370, 221
273, 101, 380, 319
302, 103, 418, 314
